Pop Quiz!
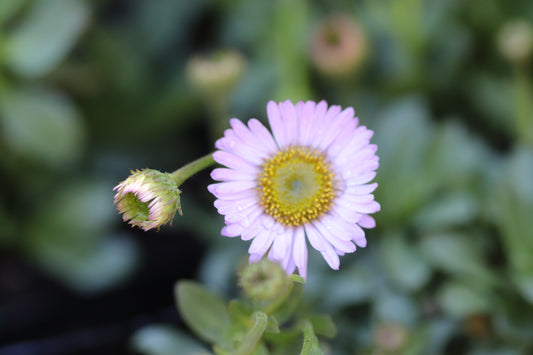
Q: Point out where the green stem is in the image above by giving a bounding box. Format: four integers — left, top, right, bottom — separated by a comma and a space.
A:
513, 64, 533, 145
274, 0, 312, 101
234, 312, 268, 355
300, 320, 323, 355
171, 153, 216, 186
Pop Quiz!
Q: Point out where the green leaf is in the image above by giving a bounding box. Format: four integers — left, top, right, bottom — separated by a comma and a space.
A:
426, 120, 489, 187
419, 232, 496, 286
33, 179, 115, 234
175, 280, 232, 345
130, 324, 208, 355
374, 290, 418, 326
27, 234, 139, 293
322, 256, 381, 310
228, 300, 254, 328
413, 192, 477, 231
308, 314, 337, 339
373, 96, 435, 224
5, 0, 90, 77
437, 281, 492, 318
0, 0, 27, 24
490, 147, 533, 302
0, 88, 85, 167
379, 231, 431, 291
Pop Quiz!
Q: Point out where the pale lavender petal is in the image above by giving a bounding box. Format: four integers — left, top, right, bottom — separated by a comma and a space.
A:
320, 243, 340, 270
207, 180, 256, 196
293, 227, 308, 279
213, 151, 257, 173
320, 214, 355, 241
211, 189, 256, 201
214, 136, 265, 164
272, 228, 291, 260
211, 168, 256, 182
221, 223, 242, 237
314, 220, 356, 253
267, 101, 285, 148
351, 224, 367, 247
224, 205, 262, 224
248, 119, 278, 153
319, 107, 356, 150
213, 198, 257, 215
354, 201, 381, 214
230, 118, 274, 158
358, 215, 376, 229
279, 100, 299, 146
298, 101, 317, 146
303, 223, 329, 252
336, 193, 376, 207
249, 253, 263, 263
346, 171, 378, 186
248, 229, 275, 255
314, 104, 341, 149
332, 204, 362, 224
345, 183, 378, 195
241, 214, 264, 240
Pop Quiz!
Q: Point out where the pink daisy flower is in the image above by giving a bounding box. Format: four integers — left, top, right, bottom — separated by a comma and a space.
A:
208, 100, 380, 279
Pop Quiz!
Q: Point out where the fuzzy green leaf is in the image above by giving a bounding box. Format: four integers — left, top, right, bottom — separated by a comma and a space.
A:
0, 88, 85, 167
130, 324, 208, 355
437, 281, 493, 318
175, 281, 231, 345
4, 0, 89, 77
308, 314, 337, 339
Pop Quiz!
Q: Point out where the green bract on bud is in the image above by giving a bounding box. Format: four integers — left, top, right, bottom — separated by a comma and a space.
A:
497, 20, 533, 63
113, 169, 182, 231
186, 49, 246, 96
238, 259, 291, 305
310, 14, 368, 79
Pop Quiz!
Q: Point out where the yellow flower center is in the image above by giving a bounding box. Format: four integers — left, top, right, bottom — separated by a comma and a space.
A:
258, 146, 335, 226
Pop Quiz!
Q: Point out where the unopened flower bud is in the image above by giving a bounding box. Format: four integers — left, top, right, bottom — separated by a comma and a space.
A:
497, 20, 533, 63
238, 258, 291, 304
186, 49, 246, 95
113, 169, 182, 231
310, 15, 368, 78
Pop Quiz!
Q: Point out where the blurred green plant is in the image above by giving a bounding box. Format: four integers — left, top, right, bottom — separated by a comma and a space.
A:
132, 260, 337, 355
0, 0, 139, 292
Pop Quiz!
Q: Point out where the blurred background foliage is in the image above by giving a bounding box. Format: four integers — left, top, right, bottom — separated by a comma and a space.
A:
1, 0, 533, 354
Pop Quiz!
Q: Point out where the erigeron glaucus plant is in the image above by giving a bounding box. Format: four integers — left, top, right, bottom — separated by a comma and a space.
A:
114, 100, 380, 354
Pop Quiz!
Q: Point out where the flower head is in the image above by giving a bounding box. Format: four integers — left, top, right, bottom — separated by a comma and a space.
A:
208, 100, 380, 279
114, 169, 182, 231
497, 20, 533, 63
186, 49, 246, 95
310, 15, 368, 78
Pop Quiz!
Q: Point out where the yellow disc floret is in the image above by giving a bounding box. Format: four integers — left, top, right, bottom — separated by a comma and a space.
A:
258, 146, 335, 226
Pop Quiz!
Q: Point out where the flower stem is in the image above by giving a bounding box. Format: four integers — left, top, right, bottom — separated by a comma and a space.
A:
300, 320, 323, 355
234, 312, 268, 355
171, 153, 216, 187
